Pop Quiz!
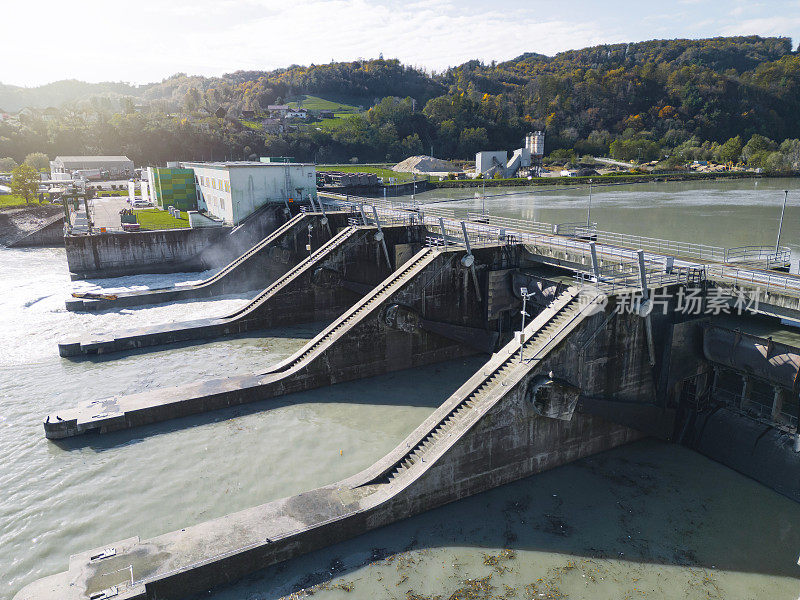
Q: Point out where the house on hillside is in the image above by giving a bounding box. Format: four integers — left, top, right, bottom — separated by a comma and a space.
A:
261, 118, 285, 134
287, 108, 308, 120
267, 104, 289, 118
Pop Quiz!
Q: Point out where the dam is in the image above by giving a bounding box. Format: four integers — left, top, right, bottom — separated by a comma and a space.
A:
14, 193, 800, 600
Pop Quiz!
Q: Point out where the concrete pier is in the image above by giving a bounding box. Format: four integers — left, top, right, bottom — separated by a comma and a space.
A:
47, 244, 503, 438
58, 223, 427, 357
21, 288, 656, 600
64, 212, 350, 312
65, 205, 287, 280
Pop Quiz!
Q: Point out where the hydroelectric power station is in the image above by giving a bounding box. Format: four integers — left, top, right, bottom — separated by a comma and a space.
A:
15, 193, 800, 600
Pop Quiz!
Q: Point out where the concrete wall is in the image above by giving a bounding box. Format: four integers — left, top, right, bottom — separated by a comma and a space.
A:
7, 214, 64, 247
65, 205, 286, 280
65, 227, 230, 280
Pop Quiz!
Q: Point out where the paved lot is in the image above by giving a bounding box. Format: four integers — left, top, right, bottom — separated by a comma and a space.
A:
91, 196, 132, 231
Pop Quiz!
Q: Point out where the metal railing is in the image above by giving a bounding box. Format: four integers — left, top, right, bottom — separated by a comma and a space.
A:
706, 263, 800, 297
574, 263, 706, 294
712, 386, 798, 430
724, 245, 791, 270
319, 191, 800, 299
593, 230, 726, 262
554, 221, 598, 238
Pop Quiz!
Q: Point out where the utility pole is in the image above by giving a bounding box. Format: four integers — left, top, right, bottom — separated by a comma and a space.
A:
482, 179, 486, 217
776, 190, 789, 254
586, 179, 593, 228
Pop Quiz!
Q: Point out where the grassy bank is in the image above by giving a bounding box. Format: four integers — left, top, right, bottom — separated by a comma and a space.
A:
0, 195, 42, 209
135, 208, 189, 230
428, 170, 800, 189
318, 164, 420, 182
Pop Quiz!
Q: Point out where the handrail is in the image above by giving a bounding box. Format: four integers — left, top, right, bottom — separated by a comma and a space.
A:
318, 192, 800, 299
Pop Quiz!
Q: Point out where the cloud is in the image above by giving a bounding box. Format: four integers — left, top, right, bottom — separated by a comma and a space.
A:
3, 0, 799, 86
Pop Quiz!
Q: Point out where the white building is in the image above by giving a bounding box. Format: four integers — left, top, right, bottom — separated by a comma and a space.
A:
475, 151, 508, 175
182, 161, 317, 225
50, 155, 134, 178
286, 108, 309, 119
526, 131, 545, 157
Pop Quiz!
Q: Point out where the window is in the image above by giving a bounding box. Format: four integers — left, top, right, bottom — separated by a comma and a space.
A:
224, 181, 230, 193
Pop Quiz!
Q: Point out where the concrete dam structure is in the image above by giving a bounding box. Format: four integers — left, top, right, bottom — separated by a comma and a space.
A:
65, 204, 290, 281
18, 197, 800, 600
64, 211, 352, 312
59, 217, 428, 357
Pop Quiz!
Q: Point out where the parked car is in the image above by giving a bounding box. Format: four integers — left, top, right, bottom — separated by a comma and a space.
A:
131, 200, 151, 208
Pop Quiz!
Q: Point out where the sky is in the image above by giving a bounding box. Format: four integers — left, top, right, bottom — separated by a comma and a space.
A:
5, 0, 800, 87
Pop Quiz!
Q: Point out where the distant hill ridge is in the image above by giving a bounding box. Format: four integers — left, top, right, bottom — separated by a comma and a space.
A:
1, 35, 793, 112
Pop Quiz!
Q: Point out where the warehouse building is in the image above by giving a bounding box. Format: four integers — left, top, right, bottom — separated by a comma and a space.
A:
50, 155, 134, 178
181, 160, 317, 225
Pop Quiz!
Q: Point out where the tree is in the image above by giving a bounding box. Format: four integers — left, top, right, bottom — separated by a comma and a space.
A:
742, 134, 775, 163
11, 163, 40, 204
458, 127, 489, 157
24, 152, 50, 172
400, 133, 424, 158
716, 135, 743, 163
0, 157, 18, 172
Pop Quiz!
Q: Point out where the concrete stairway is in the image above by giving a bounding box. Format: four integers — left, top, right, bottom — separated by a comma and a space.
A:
259, 247, 436, 376
57, 224, 361, 357
369, 288, 586, 486
65, 212, 311, 311
222, 224, 356, 321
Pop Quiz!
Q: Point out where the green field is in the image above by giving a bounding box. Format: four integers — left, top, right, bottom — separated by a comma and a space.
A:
240, 119, 263, 130
0, 194, 40, 208
135, 208, 189, 230
288, 95, 365, 113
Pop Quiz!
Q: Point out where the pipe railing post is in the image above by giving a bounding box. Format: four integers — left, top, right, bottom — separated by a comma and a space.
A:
371, 205, 392, 269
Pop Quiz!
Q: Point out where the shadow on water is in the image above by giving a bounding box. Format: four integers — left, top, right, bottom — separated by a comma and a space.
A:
187, 439, 800, 600
59, 321, 332, 364
51, 356, 488, 452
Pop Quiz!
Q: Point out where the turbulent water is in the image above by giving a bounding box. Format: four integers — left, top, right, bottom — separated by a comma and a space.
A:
3, 178, 800, 600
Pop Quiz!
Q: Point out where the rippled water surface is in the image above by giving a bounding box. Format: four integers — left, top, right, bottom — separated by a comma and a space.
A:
3, 178, 800, 599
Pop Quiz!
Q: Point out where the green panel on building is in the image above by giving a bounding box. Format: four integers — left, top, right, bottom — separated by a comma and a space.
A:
150, 168, 198, 211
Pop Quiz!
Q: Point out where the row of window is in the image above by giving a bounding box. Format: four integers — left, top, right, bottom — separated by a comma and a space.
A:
198, 175, 230, 193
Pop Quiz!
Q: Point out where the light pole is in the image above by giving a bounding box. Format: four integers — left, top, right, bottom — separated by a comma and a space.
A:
586, 179, 593, 228
519, 287, 533, 363
482, 179, 486, 218
776, 190, 789, 254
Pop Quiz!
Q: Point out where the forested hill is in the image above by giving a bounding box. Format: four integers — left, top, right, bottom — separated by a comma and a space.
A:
2, 36, 800, 169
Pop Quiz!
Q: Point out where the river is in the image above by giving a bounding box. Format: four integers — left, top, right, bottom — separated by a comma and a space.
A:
2, 178, 800, 599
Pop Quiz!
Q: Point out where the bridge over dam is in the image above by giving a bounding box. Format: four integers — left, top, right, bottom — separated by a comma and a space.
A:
18, 196, 800, 600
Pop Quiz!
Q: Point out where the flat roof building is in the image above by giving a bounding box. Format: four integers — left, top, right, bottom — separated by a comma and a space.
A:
50, 155, 134, 177
181, 161, 317, 225
147, 167, 198, 212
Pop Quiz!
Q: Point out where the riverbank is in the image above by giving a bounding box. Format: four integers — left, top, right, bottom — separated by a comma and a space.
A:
0, 204, 62, 246
428, 170, 800, 189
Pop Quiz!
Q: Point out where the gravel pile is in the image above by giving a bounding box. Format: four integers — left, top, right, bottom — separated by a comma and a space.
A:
392, 155, 457, 173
